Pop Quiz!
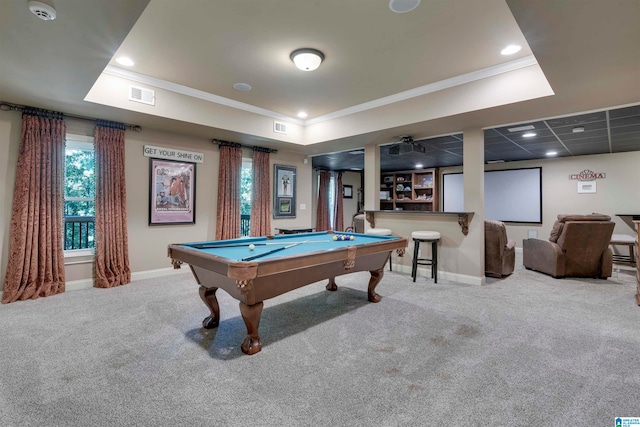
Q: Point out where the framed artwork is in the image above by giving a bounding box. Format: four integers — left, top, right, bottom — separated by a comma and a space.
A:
343, 185, 353, 199
273, 164, 296, 218
149, 158, 196, 225
577, 180, 596, 194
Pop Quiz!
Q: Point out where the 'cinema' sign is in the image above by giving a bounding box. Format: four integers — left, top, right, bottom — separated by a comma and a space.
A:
569, 169, 606, 181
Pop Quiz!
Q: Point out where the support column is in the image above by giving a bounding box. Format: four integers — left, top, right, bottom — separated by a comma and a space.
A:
462, 128, 485, 284
364, 145, 381, 213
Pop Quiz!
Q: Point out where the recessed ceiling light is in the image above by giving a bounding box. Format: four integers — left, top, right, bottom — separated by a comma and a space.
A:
389, 0, 421, 13
546, 151, 558, 156
572, 126, 585, 133
501, 44, 522, 55
415, 163, 424, 169
507, 124, 535, 132
233, 83, 252, 91
522, 132, 537, 138
297, 111, 308, 118
116, 56, 135, 67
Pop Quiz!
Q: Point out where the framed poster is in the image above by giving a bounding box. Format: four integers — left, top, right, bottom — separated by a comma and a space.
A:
343, 185, 353, 199
149, 158, 196, 225
273, 164, 296, 218
577, 181, 596, 193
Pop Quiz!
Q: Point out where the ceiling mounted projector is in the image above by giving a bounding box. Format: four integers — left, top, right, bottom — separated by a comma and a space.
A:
389, 136, 425, 156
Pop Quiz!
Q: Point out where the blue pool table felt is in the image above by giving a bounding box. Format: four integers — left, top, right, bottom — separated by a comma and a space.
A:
183, 231, 399, 262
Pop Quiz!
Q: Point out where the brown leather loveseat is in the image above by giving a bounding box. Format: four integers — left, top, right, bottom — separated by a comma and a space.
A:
523, 214, 615, 279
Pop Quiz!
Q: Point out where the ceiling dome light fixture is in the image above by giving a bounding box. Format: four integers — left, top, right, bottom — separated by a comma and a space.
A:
501, 44, 522, 55
290, 48, 324, 71
28, 1, 57, 21
522, 132, 537, 138
297, 111, 308, 118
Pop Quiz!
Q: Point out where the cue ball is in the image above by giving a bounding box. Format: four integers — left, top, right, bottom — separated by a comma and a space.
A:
249, 244, 255, 250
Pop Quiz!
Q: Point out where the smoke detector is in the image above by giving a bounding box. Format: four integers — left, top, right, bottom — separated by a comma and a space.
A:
28, 1, 57, 21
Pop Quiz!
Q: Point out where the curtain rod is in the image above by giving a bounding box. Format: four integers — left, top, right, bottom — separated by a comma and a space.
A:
0, 101, 142, 132
212, 138, 277, 153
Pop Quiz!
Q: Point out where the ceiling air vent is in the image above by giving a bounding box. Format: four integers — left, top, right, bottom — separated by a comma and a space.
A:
273, 121, 287, 134
129, 86, 156, 106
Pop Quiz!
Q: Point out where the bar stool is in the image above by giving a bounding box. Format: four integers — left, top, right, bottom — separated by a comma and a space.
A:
411, 231, 440, 283
366, 228, 393, 271
610, 234, 636, 266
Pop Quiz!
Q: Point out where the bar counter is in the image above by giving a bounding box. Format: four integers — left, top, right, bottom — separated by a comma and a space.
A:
364, 210, 474, 235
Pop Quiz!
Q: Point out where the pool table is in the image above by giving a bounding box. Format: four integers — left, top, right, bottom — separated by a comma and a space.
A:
168, 231, 407, 355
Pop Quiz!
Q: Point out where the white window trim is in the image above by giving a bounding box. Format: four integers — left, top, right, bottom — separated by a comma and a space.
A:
64, 248, 95, 264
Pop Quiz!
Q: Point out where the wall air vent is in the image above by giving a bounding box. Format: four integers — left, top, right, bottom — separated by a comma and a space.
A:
129, 86, 156, 106
273, 121, 287, 134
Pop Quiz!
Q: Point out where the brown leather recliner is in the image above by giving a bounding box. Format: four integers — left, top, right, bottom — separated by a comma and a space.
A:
523, 214, 615, 278
485, 220, 516, 278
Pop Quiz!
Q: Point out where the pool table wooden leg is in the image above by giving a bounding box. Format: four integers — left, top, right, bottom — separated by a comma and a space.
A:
199, 286, 220, 329
239, 301, 264, 355
368, 268, 384, 303
325, 277, 338, 291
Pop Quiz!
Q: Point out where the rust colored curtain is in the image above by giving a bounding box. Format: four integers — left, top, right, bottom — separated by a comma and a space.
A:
316, 170, 331, 232
250, 147, 271, 236
216, 142, 242, 240
334, 172, 344, 231
94, 120, 131, 288
2, 109, 66, 303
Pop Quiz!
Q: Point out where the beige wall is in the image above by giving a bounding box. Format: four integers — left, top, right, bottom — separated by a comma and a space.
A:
0, 112, 313, 290
0, 116, 20, 290
440, 150, 640, 246
367, 146, 639, 285
341, 172, 362, 229
1, 109, 638, 291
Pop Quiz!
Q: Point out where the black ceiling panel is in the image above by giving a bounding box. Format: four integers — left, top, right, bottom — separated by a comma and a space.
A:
311, 104, 640, 172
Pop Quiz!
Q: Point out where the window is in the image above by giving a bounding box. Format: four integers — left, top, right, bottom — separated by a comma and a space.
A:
328, 174, 336, 227
64, 135, 95, 252
240, 160, 252, 236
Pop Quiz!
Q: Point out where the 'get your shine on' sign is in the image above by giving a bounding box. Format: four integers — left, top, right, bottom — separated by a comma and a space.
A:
143, 145, 204, 163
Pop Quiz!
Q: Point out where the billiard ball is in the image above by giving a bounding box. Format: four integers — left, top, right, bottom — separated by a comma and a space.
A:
333, 236, 338, 241
249, 244, 255, 250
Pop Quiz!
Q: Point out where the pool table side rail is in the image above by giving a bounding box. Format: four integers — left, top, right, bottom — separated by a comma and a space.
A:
168, 236, 407, 281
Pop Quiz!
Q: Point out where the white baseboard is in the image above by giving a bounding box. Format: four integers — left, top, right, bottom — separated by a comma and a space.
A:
65, 266, 191, 292
2, 262, 483, 300
65, 279, 94, 292
391, 264, 484, 286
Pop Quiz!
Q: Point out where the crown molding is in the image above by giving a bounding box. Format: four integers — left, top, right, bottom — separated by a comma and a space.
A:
103, 55, 538, 128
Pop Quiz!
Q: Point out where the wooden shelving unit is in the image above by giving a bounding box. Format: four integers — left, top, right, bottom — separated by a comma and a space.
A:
380, 168, 438, 212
